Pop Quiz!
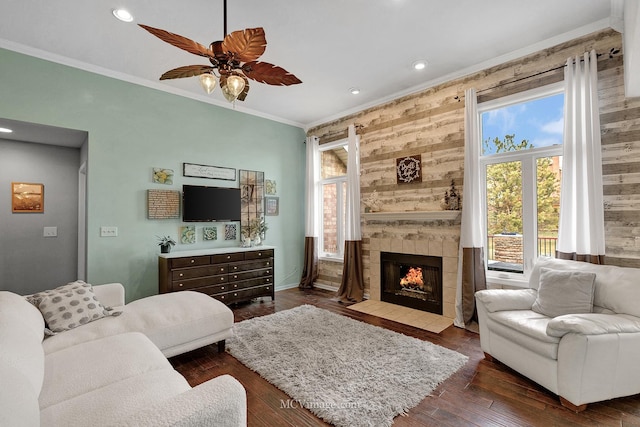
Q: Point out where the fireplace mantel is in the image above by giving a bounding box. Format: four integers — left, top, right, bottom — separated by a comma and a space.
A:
362, 211, 460, 222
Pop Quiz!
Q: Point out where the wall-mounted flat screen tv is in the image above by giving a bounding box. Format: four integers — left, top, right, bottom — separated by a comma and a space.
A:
182, 185, 241, 222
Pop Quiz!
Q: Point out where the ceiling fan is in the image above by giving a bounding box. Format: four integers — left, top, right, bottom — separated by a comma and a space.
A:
138, 0, 301, 103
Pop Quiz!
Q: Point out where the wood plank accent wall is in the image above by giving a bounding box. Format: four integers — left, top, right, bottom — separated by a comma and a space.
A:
309, 28, 640, 292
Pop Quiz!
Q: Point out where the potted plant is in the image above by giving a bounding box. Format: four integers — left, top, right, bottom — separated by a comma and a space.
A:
157, 235, 176, 253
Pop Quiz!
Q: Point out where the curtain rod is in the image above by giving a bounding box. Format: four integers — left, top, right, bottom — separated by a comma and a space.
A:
453, 47, 620, 102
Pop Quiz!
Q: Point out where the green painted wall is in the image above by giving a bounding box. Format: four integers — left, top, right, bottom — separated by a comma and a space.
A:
0, 48, 306, 302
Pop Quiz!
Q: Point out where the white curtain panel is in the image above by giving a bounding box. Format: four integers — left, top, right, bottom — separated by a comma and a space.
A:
345, 124, 362, 240
557, 50, 606, 257
304, 136, 320, 237
455, 88, 484, 328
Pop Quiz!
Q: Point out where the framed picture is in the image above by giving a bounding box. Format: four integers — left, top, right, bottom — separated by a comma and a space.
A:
265, 196, 279, 216
12, 182, 44, 213
183, 162, 236, 181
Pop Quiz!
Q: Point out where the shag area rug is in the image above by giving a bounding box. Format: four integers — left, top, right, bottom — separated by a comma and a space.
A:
226, 305, 468, 427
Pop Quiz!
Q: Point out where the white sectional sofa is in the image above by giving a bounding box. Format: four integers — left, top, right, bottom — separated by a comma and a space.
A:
476, 257, 640, 411
0, 283, 246, 426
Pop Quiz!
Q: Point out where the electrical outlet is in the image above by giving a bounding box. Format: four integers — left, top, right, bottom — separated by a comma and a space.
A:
100, 226, 118, 237
43, 226, 57, 237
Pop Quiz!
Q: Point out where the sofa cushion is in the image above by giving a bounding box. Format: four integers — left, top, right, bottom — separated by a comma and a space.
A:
26, 281, 121, 334
40, 332, 173, 409
529, 257, 640, 317
531, 268, 596, 318
488, 310, 560, 359
40, 368, 191, 427
0, 365, 41, 427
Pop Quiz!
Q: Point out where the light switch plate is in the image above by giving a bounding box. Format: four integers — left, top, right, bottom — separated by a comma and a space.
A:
100, 226, 118, 237
43, 226, 57, 237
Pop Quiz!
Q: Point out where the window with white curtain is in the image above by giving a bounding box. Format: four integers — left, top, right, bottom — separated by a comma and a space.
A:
478, 83, 564, 283
318, 140, 348, 259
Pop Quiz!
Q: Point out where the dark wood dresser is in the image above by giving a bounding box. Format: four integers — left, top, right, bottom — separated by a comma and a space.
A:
159, 246, 275, 304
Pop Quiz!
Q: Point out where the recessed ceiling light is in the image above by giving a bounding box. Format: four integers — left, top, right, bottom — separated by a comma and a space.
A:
0, 127, 13, 133
412, 60, 428, 70
112, 8, 134, 22
349, 88, 361, 95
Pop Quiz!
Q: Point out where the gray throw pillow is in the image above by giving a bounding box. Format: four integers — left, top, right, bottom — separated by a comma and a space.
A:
25, 281, 120, 334
531, 267, 596, 318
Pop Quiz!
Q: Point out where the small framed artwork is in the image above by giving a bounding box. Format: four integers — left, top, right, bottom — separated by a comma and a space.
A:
183, 163, 236, 181
265, 196, 279, 216
265, 179, 277, 195
180, 225, 196, 244
396, 155, 422, 184
152, 167, 174, 185
12, 182, 44, 213
203, 226, 217, 241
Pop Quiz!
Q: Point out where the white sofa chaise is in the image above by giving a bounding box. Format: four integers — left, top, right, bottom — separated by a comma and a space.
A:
476, 257, 640, 411
0, 283, 245, 426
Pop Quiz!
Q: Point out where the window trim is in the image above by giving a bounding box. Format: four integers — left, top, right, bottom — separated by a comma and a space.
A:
478, 83, 564, 285
317, 139, 349, 261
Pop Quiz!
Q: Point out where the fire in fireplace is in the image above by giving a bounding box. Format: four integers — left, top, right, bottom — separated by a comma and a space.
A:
380, 252, 443, 314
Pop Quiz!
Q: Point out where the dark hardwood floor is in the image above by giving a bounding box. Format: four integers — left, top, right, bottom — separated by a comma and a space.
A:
170, 288, 640, 426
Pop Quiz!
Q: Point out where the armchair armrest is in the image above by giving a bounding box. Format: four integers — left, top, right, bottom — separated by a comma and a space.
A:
475, 289, 537, 313
92, 283, 125, 308
110, 374, 246, 427
547, 313, 640, 338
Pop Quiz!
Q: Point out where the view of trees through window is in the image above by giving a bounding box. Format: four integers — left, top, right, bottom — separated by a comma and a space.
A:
481, 89, 564, 274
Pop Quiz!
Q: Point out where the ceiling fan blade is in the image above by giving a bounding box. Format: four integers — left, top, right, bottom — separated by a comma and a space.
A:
160, 65, 215, 80
139, 24, 214, 58
221, 28, 266, 63
241, 61, 302, 86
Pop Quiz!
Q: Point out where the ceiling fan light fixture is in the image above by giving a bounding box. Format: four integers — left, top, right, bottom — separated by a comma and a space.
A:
112, 8, 134, 22
226, 75, 246, 98
199, 73, 217, 94
349, 87, 361, 95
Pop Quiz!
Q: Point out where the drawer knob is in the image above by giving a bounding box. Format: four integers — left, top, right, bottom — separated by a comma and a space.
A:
234, 284, 238, 288
233, 275, 238, 279
190, 259, 195, 263
267, 287, 270, 290
267, 262, 270, 266
179, 273, 184, 277
178, 283, 184, 287
220, 268, 224, 272
227, 255, 231, 259
233, 266, 238, 270
221, 295, 225, 300
258, 252, 262, 256
266, 278, 270, 282
234, 293, 238, 297
221, 286, 225, 290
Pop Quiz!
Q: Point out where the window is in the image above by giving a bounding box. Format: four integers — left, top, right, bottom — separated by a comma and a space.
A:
479, 83, 564, 282
319, 140, 348, 258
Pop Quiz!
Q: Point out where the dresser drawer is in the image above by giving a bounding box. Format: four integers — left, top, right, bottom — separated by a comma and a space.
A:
172, 265, 226, 280
245, 249, 274, 260
228, 259, 272, 273
214, 285, 273, 304
172, 274, 226, 291
212, 253, 245, 264
171, 256, 210, 268
229, 268, 273, 282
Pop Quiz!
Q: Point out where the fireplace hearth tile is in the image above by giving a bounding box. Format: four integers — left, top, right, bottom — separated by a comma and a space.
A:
347, 300, 453, 333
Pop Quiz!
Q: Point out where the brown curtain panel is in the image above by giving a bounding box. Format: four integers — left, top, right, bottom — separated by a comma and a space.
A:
299, 236, 318, 289
461, 247, 486, 326
556, 251, 604, 265
336, 240, 364, 302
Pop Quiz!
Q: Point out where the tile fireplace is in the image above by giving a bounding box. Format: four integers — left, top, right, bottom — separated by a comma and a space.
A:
380, 251, 443, 315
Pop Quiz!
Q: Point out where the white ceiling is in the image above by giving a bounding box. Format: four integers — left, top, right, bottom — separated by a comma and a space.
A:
0, 0, 616, 130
